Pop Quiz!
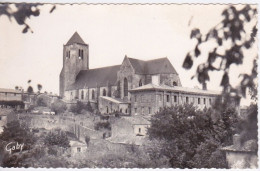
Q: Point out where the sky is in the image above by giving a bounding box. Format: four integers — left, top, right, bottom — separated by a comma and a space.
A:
0, 4, 257, 106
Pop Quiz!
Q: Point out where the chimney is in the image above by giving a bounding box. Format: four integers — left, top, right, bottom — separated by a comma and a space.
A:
233, 134, 241, 148
202, 82, 207, 90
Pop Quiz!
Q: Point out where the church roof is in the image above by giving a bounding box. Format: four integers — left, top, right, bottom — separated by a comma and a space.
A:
67, 65, 121, 90
128, 57, 178, 75
66, 32, 86, 45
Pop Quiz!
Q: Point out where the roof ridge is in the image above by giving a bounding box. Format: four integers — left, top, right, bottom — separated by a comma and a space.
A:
146, 57, 168, 62
127, 57, 145, 62
87, 64, 121, 70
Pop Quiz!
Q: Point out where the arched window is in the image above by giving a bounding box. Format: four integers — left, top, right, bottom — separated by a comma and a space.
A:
103, 89, 107, 96
81, 90, 84, 100
173, 81, 177, 86
124, 78, 128, 97
92, 90, 95, 100
139, 79, 143, 86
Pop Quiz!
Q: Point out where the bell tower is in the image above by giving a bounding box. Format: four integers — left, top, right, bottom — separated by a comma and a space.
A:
60, 32, 89, 97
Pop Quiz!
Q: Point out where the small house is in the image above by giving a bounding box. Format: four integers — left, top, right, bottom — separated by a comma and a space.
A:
69, 140, 88, 156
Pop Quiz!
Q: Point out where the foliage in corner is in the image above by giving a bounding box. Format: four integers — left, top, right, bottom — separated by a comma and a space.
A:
183, 5, 257, 99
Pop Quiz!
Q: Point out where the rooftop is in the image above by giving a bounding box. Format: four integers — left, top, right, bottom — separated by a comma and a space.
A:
129, 83, 220, 96
66, 32, 86, 45
127, 57, 178, 75
0, 88, 22, 94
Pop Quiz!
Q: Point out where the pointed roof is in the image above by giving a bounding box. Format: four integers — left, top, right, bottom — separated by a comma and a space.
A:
127, 57, 178, 75
66, 32, 86, 45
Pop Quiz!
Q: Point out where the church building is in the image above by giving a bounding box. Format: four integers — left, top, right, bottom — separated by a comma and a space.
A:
60, 32, 220, 115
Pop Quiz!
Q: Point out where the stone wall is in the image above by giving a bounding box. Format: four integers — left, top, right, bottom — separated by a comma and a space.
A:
60, 43, 89, 97
130, 90, 217, 115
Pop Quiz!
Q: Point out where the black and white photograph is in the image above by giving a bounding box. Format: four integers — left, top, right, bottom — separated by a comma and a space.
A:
0, 1, 258, 169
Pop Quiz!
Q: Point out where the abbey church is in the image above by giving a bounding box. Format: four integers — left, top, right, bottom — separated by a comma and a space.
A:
60, 32, 220, 115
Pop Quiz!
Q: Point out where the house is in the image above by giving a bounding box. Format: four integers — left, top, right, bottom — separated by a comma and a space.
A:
69, 140, 88, 156
0, 88, 24, 109
60, 32, 221, 115
107, 115, 150, 145
221, 134, 258, 169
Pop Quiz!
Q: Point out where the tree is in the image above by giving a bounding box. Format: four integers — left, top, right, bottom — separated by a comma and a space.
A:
70, 101, 85, 114
147, 104, 238, 168
44, 129, 70, 148
51, 99, 67, 114
0, 3, 55, 33
27, 86, 33, 94
0, 121, 35, 151
37, 84, 42, 93
183, 5, 257, 99
86, 101, 93, 113
36, 94, 50, 107
183, 4, 258, 148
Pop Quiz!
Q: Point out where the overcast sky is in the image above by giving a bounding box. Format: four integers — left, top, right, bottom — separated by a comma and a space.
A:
0, 4, 257, 105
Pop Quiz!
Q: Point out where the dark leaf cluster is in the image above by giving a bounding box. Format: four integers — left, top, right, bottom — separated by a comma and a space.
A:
183, 5, 257, 98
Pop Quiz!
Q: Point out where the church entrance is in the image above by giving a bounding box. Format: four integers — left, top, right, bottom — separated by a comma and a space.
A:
124, 78, 128, 97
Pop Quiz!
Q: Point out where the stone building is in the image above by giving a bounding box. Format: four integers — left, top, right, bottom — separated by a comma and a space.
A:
60, 32, 220, 115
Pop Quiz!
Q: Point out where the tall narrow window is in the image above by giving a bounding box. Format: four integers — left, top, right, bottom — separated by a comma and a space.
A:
81, 90, 84, 100
186, 97, 189, 103
139, 79, 143, 86
139, 128, 141, 133
103, 89, 106, 96
69, 51, 70, 58
174, 96, 177, 103
166, 95, 170, 102
209, 99, 212, 105
78, 49, 81, 57
124, 78, 128, 97
81, 49, 84, 59
204, 98, 206, 104
92, 90, 95, 100
148, 107, 151, 114
198, 98, 201, 104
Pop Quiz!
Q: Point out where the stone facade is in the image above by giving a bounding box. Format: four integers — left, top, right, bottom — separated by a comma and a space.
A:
130, 86, 218, 115
60, 32, 220, 115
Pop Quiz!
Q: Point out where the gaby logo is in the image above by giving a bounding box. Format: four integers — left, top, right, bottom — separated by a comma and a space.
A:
5, 142, 24, 154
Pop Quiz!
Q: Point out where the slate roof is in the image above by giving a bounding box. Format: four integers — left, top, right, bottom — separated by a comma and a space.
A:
67, 65, 121, 90
66, 32, 86, 45
128, 57, 178, 75
0, 88, 22, 94
129, 83, 220, 96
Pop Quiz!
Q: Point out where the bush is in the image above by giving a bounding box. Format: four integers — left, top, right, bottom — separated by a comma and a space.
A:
94, 121, 111, 131
36, 95, 50, 107
44, 129, 70, 148
51, 99, 67, 114
70, 101, 85, 114
85, 135, 90, 145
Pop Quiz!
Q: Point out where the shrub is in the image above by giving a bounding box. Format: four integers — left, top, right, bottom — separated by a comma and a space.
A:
70, 101, 85, 114
51, 99, 67, 114
36, 95, 50, 107
44, 129, 70, 148
94, 121, 111, 131
85, 135, 90, 145
85, 101, 93, 113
